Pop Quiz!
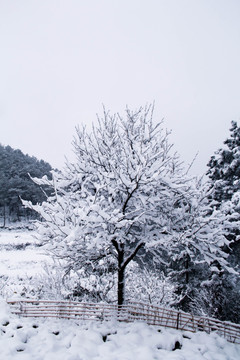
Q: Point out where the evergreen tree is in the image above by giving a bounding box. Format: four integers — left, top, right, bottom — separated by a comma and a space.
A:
207, 121, 240, 261
205, 121, 240, 323
207, 121, 240, 203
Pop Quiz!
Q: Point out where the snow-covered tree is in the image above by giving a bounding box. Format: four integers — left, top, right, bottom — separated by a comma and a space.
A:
166, 179, 232, 313
205, 122, 240, 322
207, 122, 240, 252
23, 105, 230, 307
207, 121, 240, 203
207, 121, 240, 270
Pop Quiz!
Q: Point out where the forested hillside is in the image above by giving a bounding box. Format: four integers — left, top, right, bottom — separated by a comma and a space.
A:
0, 144, 52, 226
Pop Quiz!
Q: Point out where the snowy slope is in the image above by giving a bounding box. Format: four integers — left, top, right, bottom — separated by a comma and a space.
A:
0, 300, 240, 360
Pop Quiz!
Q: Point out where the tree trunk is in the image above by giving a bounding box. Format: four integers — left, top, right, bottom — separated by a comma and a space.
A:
118, 248, 125, 307
118, 266, 125, 307
112, 239, 144, 307
185, 256, 189, 284
3, 204, 6, 228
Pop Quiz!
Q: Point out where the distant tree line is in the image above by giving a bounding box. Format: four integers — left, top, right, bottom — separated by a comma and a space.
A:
0, 144, 53, 227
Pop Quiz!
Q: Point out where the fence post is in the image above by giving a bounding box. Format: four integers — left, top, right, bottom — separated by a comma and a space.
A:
176, 311, 180, 330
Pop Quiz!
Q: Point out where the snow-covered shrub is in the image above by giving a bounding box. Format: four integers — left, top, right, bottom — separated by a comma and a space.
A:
125, 262, 176, 306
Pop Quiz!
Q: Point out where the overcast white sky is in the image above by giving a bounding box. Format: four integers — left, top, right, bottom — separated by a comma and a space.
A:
1, 0, 240, 175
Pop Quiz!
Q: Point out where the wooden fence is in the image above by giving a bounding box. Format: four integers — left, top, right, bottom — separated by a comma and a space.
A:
7, 299, 240, 344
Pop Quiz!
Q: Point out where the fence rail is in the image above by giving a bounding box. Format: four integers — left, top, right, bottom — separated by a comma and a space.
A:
7, 299, 240, 344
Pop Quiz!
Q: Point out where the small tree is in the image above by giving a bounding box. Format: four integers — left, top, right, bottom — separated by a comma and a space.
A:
23, 105, 230, 306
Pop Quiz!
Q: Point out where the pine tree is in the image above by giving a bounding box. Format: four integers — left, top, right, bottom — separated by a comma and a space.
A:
207, 121, 240, 203
205, 121, 240, 322
207, 121, 240, 260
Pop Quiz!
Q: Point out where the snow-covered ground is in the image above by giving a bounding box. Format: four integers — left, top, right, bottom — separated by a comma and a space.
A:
1, 300, 240, 360
0, 228, 240, 359
0, 229, 53, 299
0, 229, 51, 277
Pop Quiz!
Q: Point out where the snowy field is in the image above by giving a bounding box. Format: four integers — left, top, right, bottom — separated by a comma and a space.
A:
0, 229, 53, 299
0, 230, 51, 277
0, 229, 240, 359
